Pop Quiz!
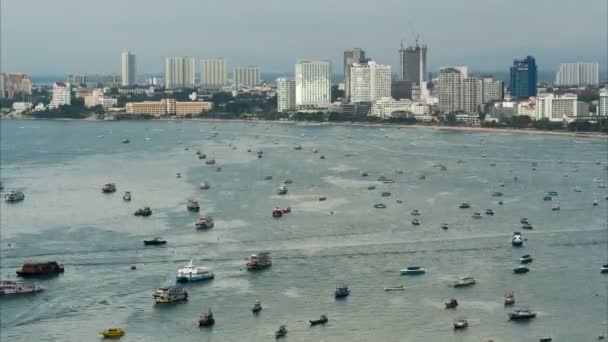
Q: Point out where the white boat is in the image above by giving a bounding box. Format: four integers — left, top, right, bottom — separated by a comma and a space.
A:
176, 261, 214, 283
453, 276, 476, 287
199, 181, 210, 190
400, 266, 426, 275
4, 191, 25, 202
0, 280, 43, 295
277, 185, 288, 195
512, 232, 523, 246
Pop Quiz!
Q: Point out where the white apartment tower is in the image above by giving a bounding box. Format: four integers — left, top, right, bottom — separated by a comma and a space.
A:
276, 78, 296, 112
50, 82, 71, 108
233, 66, 261, 87
349, 61, 391, 103
121, 51, 136, 86
555, 62, 599, 86
165, 57, 196, 89
295, 59, 332, 108
200, 58, 227, 89
597, 90, 608, 116
437, 67, 464, 113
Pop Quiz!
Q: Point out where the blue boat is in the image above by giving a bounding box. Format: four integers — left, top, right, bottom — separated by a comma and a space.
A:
400, 266, 426, 275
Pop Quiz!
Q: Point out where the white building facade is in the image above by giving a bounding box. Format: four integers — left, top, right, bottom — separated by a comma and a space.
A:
371, 97, 431, 118
50, 82, 71, 109
295, 59, 331, 108
349, 61, 391, 103
121, 51, 136, 86
276, 78, 296, 112
165, 57, 196, 89
233, 66, 260, 87
536, 93, 578, 121
555, 62, 599, 86
598, 90, 608, 116
200, 58, 227, 89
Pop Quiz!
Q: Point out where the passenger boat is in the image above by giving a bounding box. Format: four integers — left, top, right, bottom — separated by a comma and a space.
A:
520, 255, 533, 264
472, 212, 482, 219
485, 209, 494, 216
4, 190, 25, 202
275, 325, 288, 338
186, 199, 200, 212
17, 261, 64, 277
277, 185, 288, 195
195, 217, 214, 229
334, 285, 350, 298
176, 260, 214, 283
0, 280, 43, 295
508, 309, 537, 320
134, 207, 152, 217
453, 276, 476, 287
512, 232, 523, 247
101, 183, 116, 193
411, 219, 420, 226
99, 328, 125, 338
504, 291, 515, 305
153, 285, 188, 304
459, 203, 470, 209
400, 266, 426, 275
411, 209, 421, 216
453, 317, 468, 329
513, 265, 530, 274
309, 315, 328, 326
441, 223, 449, 230
198, 309, 215, 326
246, 252, 272, 270
143, 237, 167, 246
199, 181, 210, 189
600, 264, 608, 273
384, 285, 405, 291
444, 298, 458, 309
252, 300, 262, 313
122, 191, 131, 201
205, 159, 216, 165
272, 207, 283, 218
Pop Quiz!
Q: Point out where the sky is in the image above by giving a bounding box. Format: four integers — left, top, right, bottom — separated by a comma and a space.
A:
1, 0, 606, 76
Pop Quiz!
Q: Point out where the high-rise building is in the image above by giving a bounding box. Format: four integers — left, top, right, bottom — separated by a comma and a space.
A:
295, 59, 332, 108
555, 62, 599, 86
121, 51, 136, 86
276, 78, 296, 112
343, 48, 366, 101
200, 58, 227, 89
399, 40, 427, 85
233, 66, 260, 88
50, 82, 71, 109
7, 73, 32, 100
165, 57, 196, 89
437, 67, 464, 113
67, 74, 120, 88
510, 56, 537, 98
479, 77, 504, 103
0, 73, 6, 98
462, 77, 480, 114
437, 67, 488, 114
536, 93, 577, 121
598, 90, 608, 116
349, 61, 392, 103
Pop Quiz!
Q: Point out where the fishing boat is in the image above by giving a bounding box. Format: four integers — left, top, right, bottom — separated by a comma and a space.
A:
199, 181, 210, 190
143, 237, 167, 246
246, 252, 272, 270
153, 285, 188, 304
543, 196, 552, 201
309, 315, 328, 326
441, 223, 449, 230
134, 207, 152, 217
4, 190, 25, 202
522, 223, 533, 230
101, 183, 116, 193
513, 265, 530, 274
272, 207, 283, 218
411, 209, 421, 216
16, 261, 64, 277
472, 212, 482, 219
195, 217, 214, 229
512, 232, 523, 247
453, 276, 476, 287
205, 159, 216, 165
453, 317, 468, 329
411, 219, 420, 226
504, 291, 515, 305
275, 325, 288, 338
122, 139, 130, 144
520, 218, 529, 224
99, 328, 125, 338
520, 255, 533, 264
400, 266, 426, 275
0, 280, 43, 295
485, 209, 494, 216
459, 203, 470, 209
277, 185, 288, 195
186, 199, 200, 212
198, 309, 215, 326
508, 308, 537, 320
384, 285, 405, 291
122, 191, 131, 201
176, 261, 214, 283
444, 298, 458, 309
601, 264, 608, 273
252, 300, 262, 313
334, 285, 350, 298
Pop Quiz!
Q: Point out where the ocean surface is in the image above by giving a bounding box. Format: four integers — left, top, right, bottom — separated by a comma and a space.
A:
1, 119, 607, 342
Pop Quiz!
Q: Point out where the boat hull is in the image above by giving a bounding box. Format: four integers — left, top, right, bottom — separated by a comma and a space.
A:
176, 274, 214, 283
400, 269, 426, 275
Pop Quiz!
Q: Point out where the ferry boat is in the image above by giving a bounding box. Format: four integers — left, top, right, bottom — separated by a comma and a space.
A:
143, 237, 166, 246
400, 266, 426, 275
334, 285, 350, 298
195, 217, 214, 229
453, 276, 476, 287
199, 181, 210, 189
246, 252, 272, 270
176, 261, 214, 283
153, 285, 188, 304
198, 309, 215, 326
512, 232, 523, 246
277, 185, 288, 195
99, 328, 125, 338
4, 190, 25, 202
122, 191, 131, 201
0, 280, 43, 295
186, 199, 200, 212
17, 261, 64, 277
508, 309, 537, 320
101, 183, 116, 193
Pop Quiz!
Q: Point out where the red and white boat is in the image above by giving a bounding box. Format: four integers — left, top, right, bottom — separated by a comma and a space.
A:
246, 252, 272, 270
272, 208, 283, 218
0, 280, 43, 295
195, 217, 214, 229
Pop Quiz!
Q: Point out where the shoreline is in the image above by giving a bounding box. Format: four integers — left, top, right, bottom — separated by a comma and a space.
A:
2, 116, 607, 139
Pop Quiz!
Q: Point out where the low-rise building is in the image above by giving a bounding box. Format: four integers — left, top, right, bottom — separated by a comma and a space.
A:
175, 101, 213, 116
371, 97, 431, 118
536, 93, 577, 122
12, 102, 32, 113
125, 99, 213, 117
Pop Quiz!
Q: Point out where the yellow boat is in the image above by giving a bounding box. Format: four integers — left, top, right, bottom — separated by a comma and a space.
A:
99, 328, 125, 338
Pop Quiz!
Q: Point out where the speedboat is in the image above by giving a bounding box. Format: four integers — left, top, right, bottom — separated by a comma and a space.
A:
272, 207, 283, 218
195, 217, 214, 229
199, 181, 210, 190
246, 252, 272, 270
601, 264, 608, 273
309, 315, 328, 326
512, 232, 523, 247
335, 285, 350, 298
373, 203, 386, 209
313, 148, 319, 153
459, 203, 470, 209
444, 298, 458, 309
441, 223, 449, 230
411, 219, 420, 226
320, 155, 326, 160
252, 300, 262, 313
122, 191, 131, 201
186, 199, 200, 212
153, 285, 188, 304
275, 325, 288, 338
100, 328, 125, 338
361, 171, 368, 177
101, 183, 116, 193
453, 317, 468, 329
4, 191, 25, 202
485, 209, 494, 216
0, 280, 43, 295
411, 209, 421, 216
143, 237, 167, 246
508, 309, 537, 320
400, 266, 426, 275
384, 285, 405, 291
513, 265, 529, 274
504, 291, 515, 305
264, 176, 273, 180
472, 212, 482, 219
368, 185, 377, 190
277, 185, 288, 195
198, 309, 215, 327
134, 207, 152, 217
453, 276, 476, 287
520, 255, 533, 264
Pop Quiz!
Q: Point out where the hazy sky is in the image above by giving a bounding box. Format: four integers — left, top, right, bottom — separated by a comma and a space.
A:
1, 0, 606, 75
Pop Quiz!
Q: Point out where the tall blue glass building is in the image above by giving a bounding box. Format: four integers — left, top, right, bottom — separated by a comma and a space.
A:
509, 56, 537, 98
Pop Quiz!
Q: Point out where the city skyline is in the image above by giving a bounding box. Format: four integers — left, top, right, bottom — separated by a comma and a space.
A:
2, 0, 606, 74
